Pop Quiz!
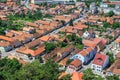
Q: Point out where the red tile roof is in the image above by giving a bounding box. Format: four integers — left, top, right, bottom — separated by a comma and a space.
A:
93, 53, 107, 66
70, 59, 82, 68
82, 40, 97, 47
0, 35, 14, 42
39, 35, 52, 42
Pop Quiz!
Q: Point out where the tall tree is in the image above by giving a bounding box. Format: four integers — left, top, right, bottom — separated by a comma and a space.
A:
69, 19, 74, 26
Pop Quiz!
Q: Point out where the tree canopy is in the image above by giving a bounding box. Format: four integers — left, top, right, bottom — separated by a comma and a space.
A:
105, 11, 115, 17
106, 74, 120, 80
0, 58, 60, 80
45, 42, 57, 53
0, 58, 22, 80
82, 68, 104, 80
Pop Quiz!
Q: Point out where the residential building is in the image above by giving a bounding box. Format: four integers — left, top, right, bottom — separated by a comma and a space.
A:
90, 2, 98, 14
54, 45, 74, 62
100, 3, 108, 8
67, 59, 82, 73
106, 59, 120, 76
71, 47, 97, 65
0, 42, 12, 52
82, 38, 107, 52
115, 38, 120, 48
91, 53, 109, 73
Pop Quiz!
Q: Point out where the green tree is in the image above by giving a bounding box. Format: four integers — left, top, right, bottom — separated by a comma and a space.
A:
69, 19, 74, 26
0, 0, 7, 3
112, 22, 119, 29
57, 41, 68, 48
106, 52, 115, 65
105, 11, 115, 17
61, 74, 71, 80
106, 74, 120, 80
37, 56, 43, 63
94, 75, 104, 80
103, 22, 111, 28
66, 59, 73, 65
0, 58, 22, 80
15, 59, 59, 80
66, 33, 82, 45
82, 68, 95, 80
61, 20, 65, 25
45, 42, 57, 53
82, 68, 104, 80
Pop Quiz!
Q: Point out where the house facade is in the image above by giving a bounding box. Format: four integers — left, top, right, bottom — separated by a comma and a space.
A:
0, 42, 13, 52
91, 53, 109, 73
71, 47, 97, 65
67, 59, 82, 73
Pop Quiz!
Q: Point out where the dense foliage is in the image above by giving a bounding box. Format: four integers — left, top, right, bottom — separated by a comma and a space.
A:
82, 68, 104, 80
0, 0, 7, 3
45, 42, 57, 53
66, 33, 83, 49
61, 74, 71, 80
8, 11, 52, 22
103, 22, 120, 29
0, 20, 24, 34
106, 74, 120, 80
106, 52, 115, 65
105, 11, 115, 17
0, 58, 59, 80
0, 58, 22, 80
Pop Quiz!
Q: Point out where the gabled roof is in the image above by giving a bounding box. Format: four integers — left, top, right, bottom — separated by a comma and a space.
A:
82, 40, 97, 47
0, 41, 11, 47
93, 53, 107, 66
26, 22, 39, 27
0, 35, 14, 42
79, 47, 94, 57
82, 38, 107, 47
39, 35, 52, 42
17, 45, 45, 57
70, 59, 82, 68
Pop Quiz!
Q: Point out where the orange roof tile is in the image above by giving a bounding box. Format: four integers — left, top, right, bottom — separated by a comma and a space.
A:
26, 22, 39, 27
0, 41, 10, 47
93, 53, 107, 66
82, 40, 97, 47
0, 35, 14, 42
72, 72, 83, 80
39, 35, 52, 42
115, 38, 120, 43
17, 45, 45, 57
70, 59, 82, 67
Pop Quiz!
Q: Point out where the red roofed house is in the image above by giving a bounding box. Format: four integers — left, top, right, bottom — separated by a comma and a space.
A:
91, 53, 109, 73
115, 38, 120, 48
67, 59, 82, 73
82, 38, 107, 52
